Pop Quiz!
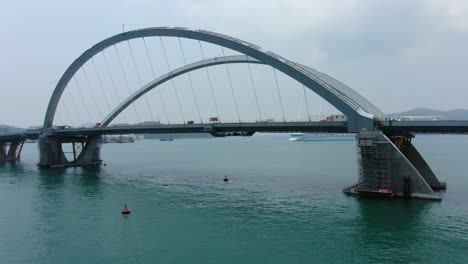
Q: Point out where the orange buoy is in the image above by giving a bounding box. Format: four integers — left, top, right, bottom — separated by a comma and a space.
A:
122, 203, 131, 215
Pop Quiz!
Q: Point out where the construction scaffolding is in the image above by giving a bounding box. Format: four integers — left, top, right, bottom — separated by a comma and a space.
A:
356, 134, 392, 193
344, 131, 443, 200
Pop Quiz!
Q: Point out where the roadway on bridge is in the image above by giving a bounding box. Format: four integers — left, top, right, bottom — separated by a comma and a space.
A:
2, 120, 468, 142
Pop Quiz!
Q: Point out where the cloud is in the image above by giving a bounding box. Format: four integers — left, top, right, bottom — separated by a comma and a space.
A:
165, 0, 468, 65
428, 0, 468, 33
174, 0, 357, 35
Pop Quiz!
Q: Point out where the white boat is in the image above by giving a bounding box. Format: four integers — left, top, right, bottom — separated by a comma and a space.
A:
289, 133, 355, 141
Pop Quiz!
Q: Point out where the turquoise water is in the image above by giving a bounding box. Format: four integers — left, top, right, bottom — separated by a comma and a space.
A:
1, 134, 468, 263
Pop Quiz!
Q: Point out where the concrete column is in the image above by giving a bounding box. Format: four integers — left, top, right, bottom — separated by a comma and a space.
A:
0, 140, 24, 161
405, 143, 446, 190
37, 136, 101, 168
0, 142, 6, 160
37, 136, 69, 167
74, 136, 101, 165
6, 140, 22, 160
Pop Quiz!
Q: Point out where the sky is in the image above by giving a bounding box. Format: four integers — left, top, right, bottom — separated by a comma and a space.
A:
1, 0, 467, 127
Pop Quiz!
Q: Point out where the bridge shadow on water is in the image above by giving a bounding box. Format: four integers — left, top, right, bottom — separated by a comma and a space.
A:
37, 165, 104, 195
38, 168, 67, 186
0, 161, 39, 186
76, 166, 104, 196
0, 161, 29, 174
31, 166, 105, 261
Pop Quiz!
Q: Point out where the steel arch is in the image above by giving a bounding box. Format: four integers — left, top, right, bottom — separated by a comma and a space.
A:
44, 27, 382, 132
101, 55, 263, 126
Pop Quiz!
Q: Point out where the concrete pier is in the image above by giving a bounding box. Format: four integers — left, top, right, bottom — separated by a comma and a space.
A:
0, 140, 24, 161
37, 136, 101, 168
344, 131, 445, 200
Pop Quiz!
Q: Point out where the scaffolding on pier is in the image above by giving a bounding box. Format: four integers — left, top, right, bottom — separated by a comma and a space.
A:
356, 134, 392, 193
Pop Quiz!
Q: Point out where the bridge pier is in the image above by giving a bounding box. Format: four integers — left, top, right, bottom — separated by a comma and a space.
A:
344, 131, 446, 200
37, 136, 102, 168
0, 140, 25, 162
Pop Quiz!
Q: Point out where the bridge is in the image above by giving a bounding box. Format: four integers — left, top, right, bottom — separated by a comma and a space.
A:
1, 27, 466, 200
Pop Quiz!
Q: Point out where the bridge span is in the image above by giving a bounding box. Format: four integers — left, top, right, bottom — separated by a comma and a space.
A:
2, 119, 466, 201
1, 27, 464, 201
2, 120, 468, 142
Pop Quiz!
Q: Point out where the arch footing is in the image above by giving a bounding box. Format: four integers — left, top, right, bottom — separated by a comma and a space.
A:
343, 131, 445, 200
37, 135, 102, 168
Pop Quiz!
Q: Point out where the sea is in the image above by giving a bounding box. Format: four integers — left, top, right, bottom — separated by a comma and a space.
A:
1, 133, 467, 263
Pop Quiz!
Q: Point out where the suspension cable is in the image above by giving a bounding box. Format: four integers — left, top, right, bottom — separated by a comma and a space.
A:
302, 84, 311, 121
59, 99, 74, 127
198, 41, 220, 121
102, 50, 128, 124
319, 97, 324, 118
178, 37, 203, 123
91, 57, 112, 114
159, 37, 185, 123
55, 107, 65, 126
127, 40, 155, 122
113, 44, 141, 124
221, 47, 241, 123
72, 76, 93, 122
54, 102, 65, 126
246, 57, 262, 121
142, 37, 169, 124
66, 84, 83, 126
81, 67, 103, 119
272, 68, 286, 122
296, 88, 302, 121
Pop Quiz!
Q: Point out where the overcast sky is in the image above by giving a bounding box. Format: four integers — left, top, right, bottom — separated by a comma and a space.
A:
1, 0, 467, 127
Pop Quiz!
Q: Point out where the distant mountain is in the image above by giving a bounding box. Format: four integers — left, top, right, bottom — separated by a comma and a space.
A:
0, 125, 25, 134
387, 108, 468, 120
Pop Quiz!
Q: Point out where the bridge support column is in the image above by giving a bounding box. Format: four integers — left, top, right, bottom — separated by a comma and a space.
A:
37, 136, 102, 168
344, 131, 445, 200
346, 113, 375, 133
0, 140, 25, 162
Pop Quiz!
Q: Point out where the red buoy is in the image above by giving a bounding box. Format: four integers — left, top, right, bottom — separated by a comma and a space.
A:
122, 203, 131, 215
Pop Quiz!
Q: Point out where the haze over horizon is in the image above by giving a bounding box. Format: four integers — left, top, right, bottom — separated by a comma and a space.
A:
1, 0, 467, 127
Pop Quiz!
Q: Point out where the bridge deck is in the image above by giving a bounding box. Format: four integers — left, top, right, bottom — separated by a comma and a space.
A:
0, 131, 41, 141
1, 120, 468, 142
380, 120, 468, 134
54, 121, 347, 137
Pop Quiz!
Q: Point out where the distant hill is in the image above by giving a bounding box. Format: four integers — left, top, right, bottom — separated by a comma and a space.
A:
0, 125, 25, 134
387, 108, 468, 120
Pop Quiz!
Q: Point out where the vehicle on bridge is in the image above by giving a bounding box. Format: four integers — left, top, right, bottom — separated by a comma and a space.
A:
209, 117, 219, 123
